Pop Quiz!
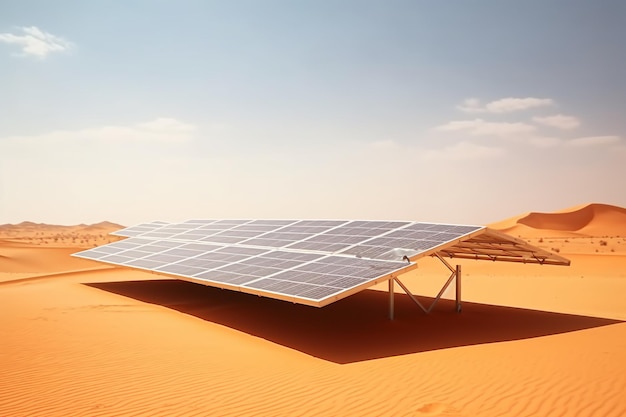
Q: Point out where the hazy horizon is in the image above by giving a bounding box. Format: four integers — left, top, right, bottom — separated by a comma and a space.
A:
1, 1, 625, 226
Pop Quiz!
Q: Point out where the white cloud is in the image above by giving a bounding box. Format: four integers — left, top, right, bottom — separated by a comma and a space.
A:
527, 135, 621, 148
434, 118, 535, 136
458, 97, 554, 113
528, 136, 563, 148
457, 98, 482, 112
0, 118, 196, 147
0, 26, 73, 58
566, 136, 621, 148
422, 141, 504, 160
136, 118, 196, 133
533, 114, 581, 130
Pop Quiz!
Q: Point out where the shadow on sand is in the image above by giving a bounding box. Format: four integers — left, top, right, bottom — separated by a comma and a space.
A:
85, 279, 622, 364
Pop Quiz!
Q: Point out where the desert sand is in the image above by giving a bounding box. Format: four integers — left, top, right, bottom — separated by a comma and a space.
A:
1, 204, 625, 417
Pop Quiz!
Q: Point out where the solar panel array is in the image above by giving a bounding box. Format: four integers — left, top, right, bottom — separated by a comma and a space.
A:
76, 219, 484, 306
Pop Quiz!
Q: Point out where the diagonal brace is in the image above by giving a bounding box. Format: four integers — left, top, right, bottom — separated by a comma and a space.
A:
393, 269, 457, 314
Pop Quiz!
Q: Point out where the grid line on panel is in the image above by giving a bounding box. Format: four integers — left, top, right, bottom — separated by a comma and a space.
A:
87, 238, 220, 270
191, 249, 324, 287
283, 220, 414, 254
236, 220, 350, 250
162, 220, 248, 242
153, 244, 269, 276
242, 254, 411, 301
110, 221, 171, 237
338, 223, 484, 260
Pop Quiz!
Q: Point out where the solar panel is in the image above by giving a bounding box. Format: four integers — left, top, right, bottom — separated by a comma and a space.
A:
79, 219, 486, 306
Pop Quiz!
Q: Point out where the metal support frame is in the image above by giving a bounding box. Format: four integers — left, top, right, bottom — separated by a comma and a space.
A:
455, 264, 462, 313
387, 253, 462, 319
388, 278, 394, 320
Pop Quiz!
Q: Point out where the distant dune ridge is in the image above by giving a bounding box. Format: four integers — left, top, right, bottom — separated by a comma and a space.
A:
0, 220, 124, 233
490, 203, 626, 237
0, 221, 125, 248
3, 203, 625, 238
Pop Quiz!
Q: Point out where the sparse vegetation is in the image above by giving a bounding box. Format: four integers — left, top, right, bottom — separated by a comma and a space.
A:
551, 247, 560, 253
599, 240, 608, 246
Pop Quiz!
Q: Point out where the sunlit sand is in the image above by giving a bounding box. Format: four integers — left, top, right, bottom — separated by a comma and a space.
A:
1, 204, 625, 416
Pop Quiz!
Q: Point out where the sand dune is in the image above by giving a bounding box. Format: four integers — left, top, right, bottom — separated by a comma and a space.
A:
489, 203, 626, 255
0, 246, 102, 275
0, 221, 124, 248
1, 212, 625, 416
490, 203, 626, 237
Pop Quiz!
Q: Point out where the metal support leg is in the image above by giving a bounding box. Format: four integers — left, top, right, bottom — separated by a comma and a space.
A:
455, 264, 462, 313
389, 278, 395, 320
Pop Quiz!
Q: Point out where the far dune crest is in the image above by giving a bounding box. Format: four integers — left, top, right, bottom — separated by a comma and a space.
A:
0, 221, 125, 248
490, 203, 626, 238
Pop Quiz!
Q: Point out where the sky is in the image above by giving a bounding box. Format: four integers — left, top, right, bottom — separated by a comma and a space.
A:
1, 1, 625, 226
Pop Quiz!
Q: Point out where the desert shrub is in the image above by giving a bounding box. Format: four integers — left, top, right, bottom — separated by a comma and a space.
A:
538, 238, 544, 243
551, 247, 560, 253
599, 240, 608, 246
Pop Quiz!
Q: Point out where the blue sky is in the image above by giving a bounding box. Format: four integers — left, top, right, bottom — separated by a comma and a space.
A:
1, 1, 625, 225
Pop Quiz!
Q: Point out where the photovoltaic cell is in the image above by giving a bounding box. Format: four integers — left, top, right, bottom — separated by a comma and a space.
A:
247, 220, 298, 226
183, 219, 217, 224
110, 221, 171, 237
93, 245, 125, 254
143, 253, 185, 264
125, 258, 166, 269
99, 254, 135, 264
231, 224, 280, 232
73, 249, 111, 260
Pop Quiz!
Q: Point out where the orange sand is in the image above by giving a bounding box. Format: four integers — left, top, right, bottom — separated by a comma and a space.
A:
1, 206, 625, 416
